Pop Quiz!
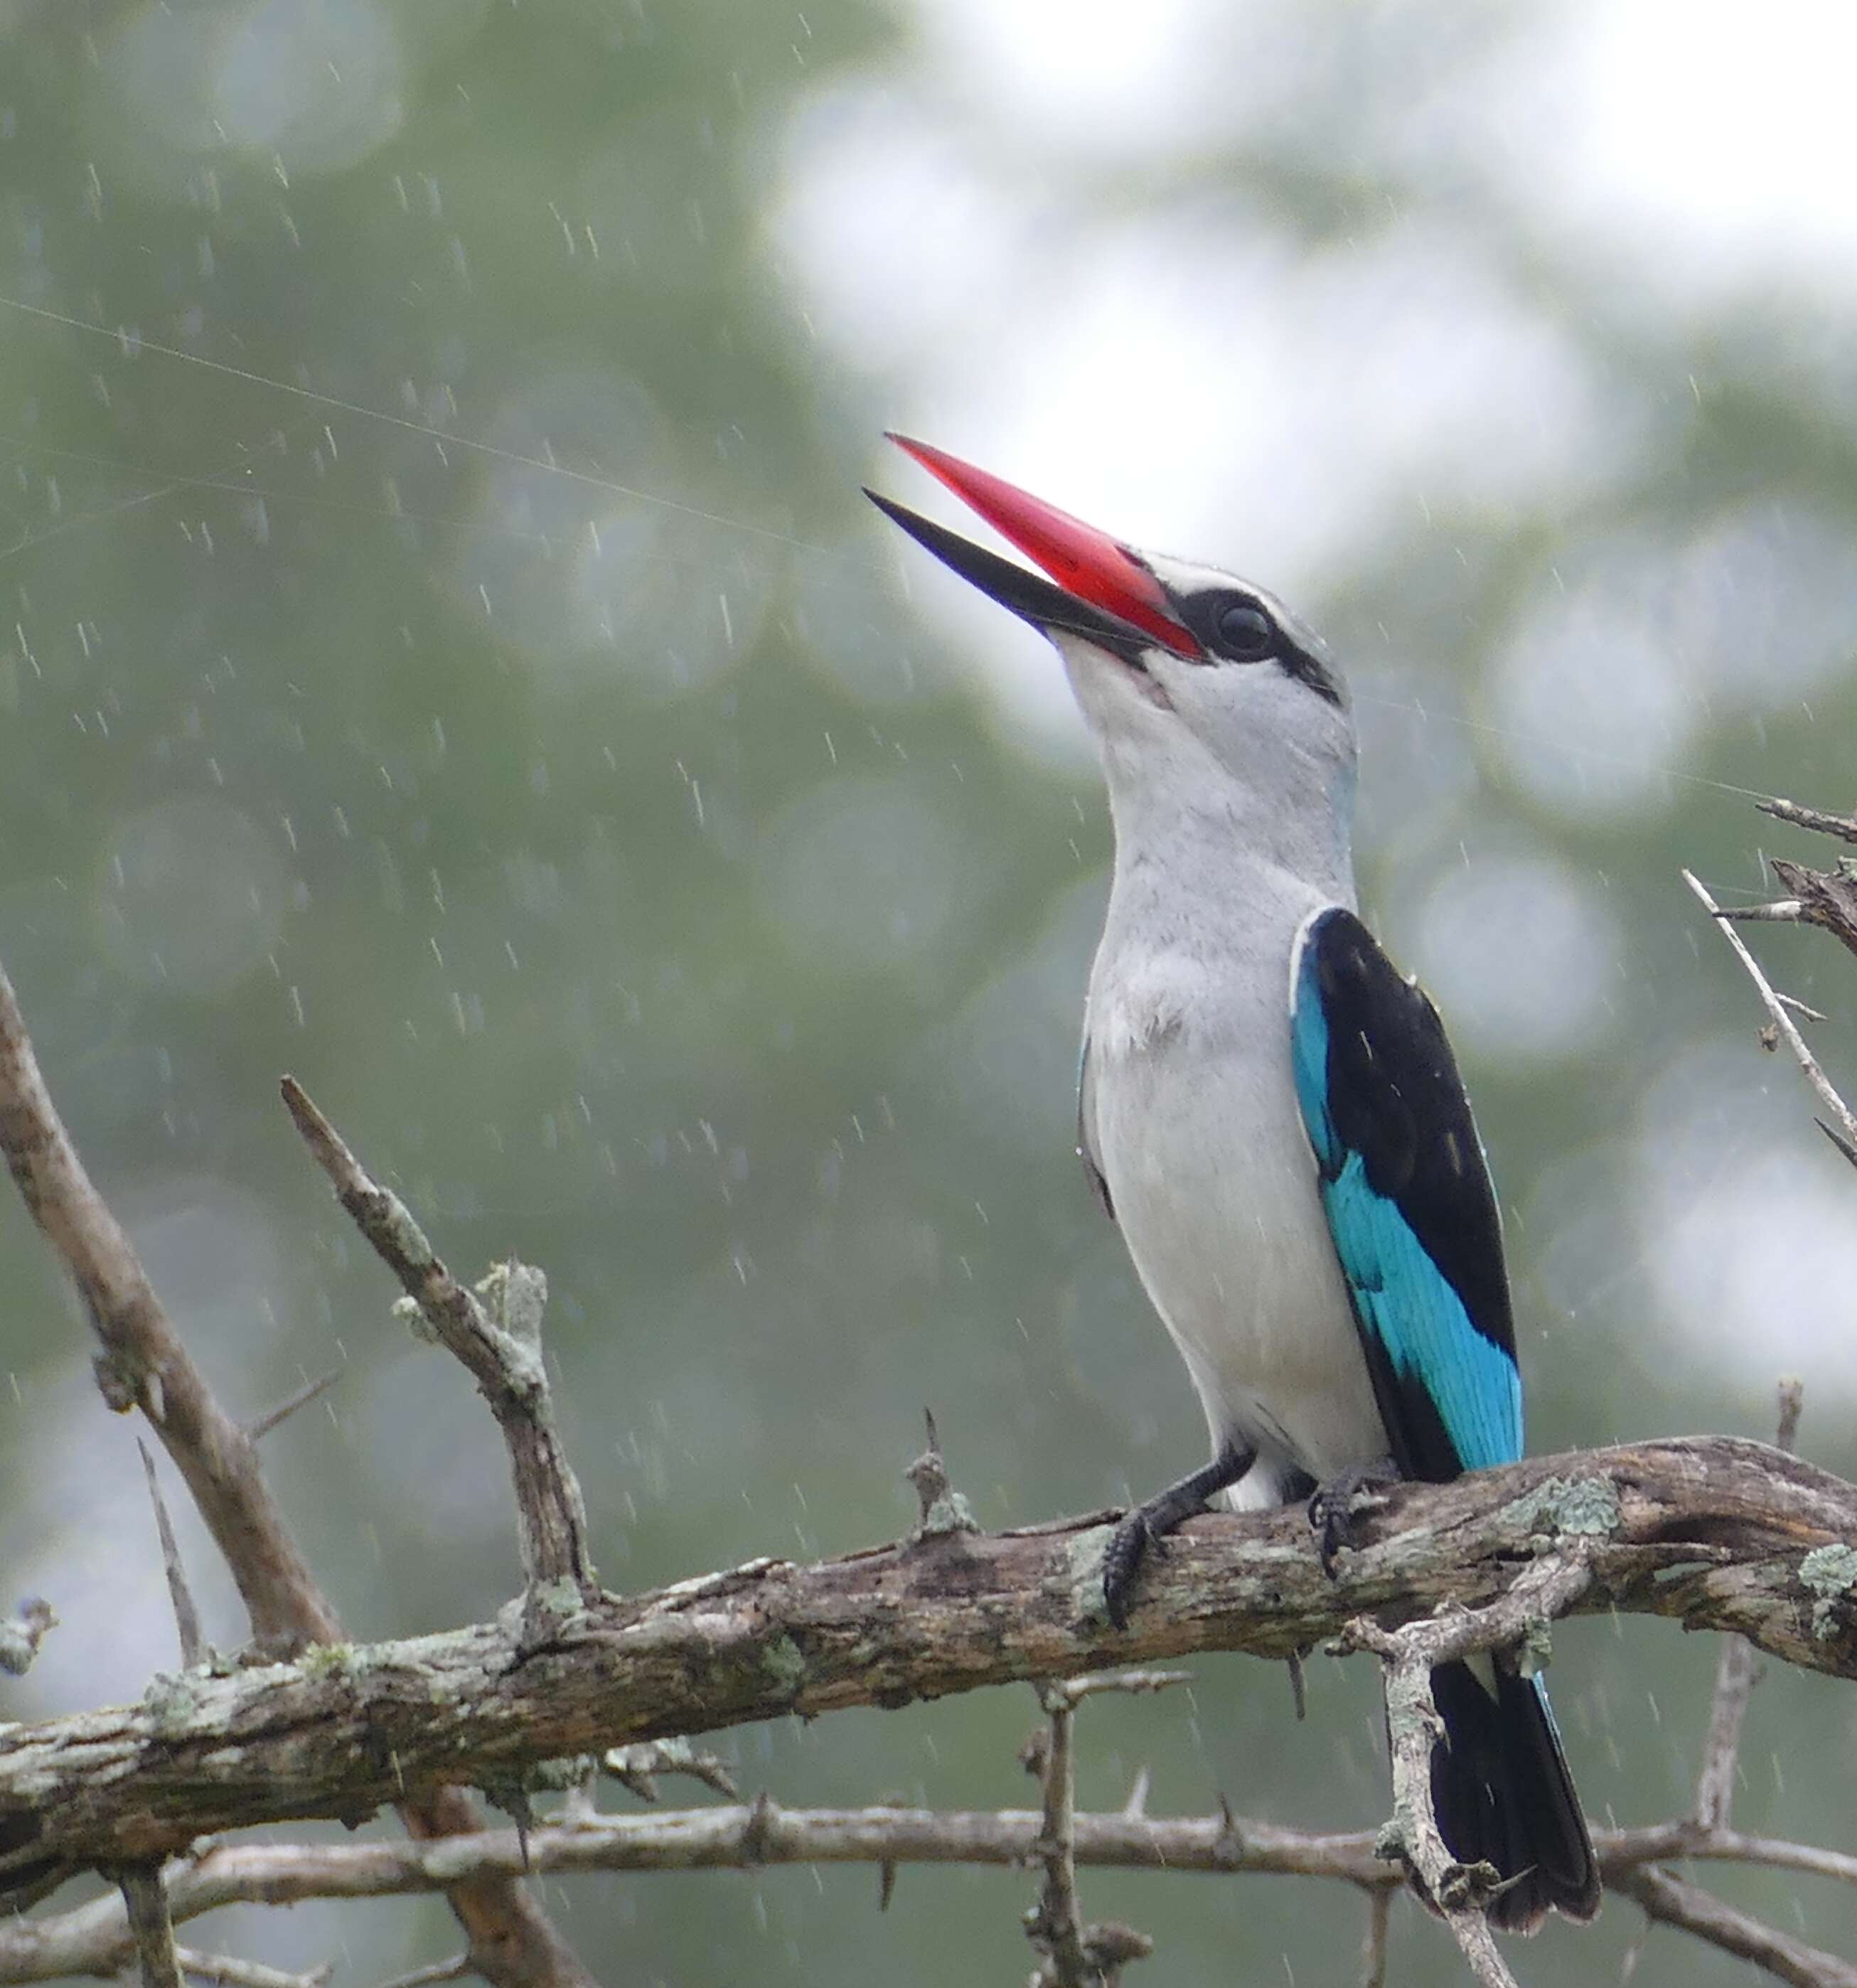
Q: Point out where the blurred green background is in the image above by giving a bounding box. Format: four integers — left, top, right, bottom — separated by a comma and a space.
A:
4, 1, 1857, 1982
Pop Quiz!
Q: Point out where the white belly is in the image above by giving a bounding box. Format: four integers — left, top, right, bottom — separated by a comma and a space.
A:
1086, 942, 1387, 1502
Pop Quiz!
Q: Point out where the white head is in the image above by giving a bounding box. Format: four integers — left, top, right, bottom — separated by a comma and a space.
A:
869, 436, 1357, 882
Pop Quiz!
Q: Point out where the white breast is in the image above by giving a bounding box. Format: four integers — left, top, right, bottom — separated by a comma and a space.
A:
1083, 912, 1387, 1502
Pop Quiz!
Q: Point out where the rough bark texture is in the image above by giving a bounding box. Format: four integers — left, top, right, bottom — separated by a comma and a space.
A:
3, 1436, 1853, 1872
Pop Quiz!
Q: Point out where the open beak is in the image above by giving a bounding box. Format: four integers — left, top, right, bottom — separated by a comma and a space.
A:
867, 435, 1203, 661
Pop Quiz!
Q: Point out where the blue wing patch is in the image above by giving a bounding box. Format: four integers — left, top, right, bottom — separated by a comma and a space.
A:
1290, 907, 1521, 1479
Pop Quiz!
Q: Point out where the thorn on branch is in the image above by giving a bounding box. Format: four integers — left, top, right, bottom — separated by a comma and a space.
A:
138, 1440, 204, 1670
1286, 1647, 1308, 1721
905, 1409, 977, 1540
245, 1367, 343, 1443
0, 1596, 55, 1677
1776, 1378, 1805, 1454
740, 1790, 776, 1866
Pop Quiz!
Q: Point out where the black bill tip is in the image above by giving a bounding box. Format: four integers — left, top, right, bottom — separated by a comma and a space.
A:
865, 487, 1149, 663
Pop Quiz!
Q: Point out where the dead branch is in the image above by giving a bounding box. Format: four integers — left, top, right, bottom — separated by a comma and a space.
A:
2, 1436, 1856, 1876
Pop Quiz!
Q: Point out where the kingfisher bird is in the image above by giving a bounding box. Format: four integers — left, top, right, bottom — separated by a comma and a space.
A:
869, 435, 1600, 1934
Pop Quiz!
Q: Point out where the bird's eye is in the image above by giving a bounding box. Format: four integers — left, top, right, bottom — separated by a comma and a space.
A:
1216, 603, 1276, 659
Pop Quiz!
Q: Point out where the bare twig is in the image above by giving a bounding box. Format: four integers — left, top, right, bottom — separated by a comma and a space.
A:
1758, 796, 1857, 845
117, 1866, 183, 1988
138, 1441, 204, 1669
1616, 1864, 1857, 1988
279, 1077, 595, 1599
0, 1599, 55, 1678
1696, 1381, 1804, 1832
245, 1367, 343, 1443
1682, 870, 1857, 1158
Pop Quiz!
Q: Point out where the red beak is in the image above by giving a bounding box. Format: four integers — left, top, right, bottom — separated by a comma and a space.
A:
884, 435, 1202, 659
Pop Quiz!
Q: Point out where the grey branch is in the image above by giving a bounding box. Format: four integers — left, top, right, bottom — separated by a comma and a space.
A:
1682, 870, 1857, 1160
5, 1438, 1857, 1876
18, 1800, 1857, 1988
1757, 796, 1857, 845
279, 1076, 595, 1600
0, 961, 592, 1988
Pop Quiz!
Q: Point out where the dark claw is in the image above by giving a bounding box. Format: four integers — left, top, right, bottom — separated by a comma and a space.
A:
1102, 1511, 1160, 1632
1101, 1444, 1256, 1629
1307, 1459, 1400, 1576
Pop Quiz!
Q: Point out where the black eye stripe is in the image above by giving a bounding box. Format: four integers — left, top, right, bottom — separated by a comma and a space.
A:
1172, 585, 1346, 705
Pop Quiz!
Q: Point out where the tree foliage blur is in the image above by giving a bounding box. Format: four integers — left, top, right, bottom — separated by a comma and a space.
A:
1, 2, 1855, 1982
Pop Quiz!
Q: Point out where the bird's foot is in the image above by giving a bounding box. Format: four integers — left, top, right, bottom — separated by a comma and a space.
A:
1307, 1458, 1401, 1576
1103, 1444, 1255, 1630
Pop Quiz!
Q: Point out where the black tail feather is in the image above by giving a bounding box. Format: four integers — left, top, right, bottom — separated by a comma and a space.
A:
1428, 1660, 1600, 1934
